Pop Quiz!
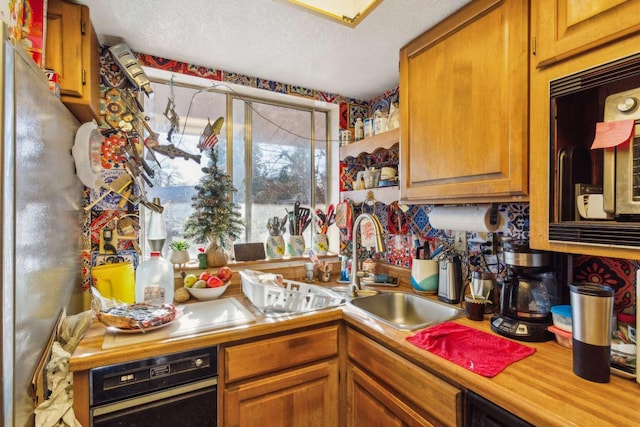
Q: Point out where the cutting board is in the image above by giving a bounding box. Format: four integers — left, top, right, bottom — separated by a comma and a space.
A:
102, 297, 256, 349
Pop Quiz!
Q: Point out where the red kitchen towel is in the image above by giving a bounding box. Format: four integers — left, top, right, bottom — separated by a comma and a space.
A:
406, 321, 536, 377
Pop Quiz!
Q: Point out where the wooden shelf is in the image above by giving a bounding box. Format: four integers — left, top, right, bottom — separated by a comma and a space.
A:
340, 186, 399, 205
339, 128, 399, 161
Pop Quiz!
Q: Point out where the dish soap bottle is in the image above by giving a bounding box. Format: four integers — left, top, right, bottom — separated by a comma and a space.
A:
135, 251, 175, 305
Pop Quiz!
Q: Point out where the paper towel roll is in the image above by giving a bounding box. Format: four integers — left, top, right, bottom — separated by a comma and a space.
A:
429, 205, 502, 232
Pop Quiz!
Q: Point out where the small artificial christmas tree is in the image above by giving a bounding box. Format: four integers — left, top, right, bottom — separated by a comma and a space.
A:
183, 147, 243, 265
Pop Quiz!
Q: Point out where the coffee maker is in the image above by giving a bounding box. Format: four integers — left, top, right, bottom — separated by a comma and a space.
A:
491, 240, 560, 342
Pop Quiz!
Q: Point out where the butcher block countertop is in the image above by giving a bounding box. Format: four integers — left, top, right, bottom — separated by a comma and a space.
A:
71, 280, 640, 426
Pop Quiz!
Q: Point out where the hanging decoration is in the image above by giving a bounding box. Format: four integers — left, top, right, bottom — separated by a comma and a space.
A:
164, 77, 180, 142
198, 117, 224, 151
150, 143, 202, 164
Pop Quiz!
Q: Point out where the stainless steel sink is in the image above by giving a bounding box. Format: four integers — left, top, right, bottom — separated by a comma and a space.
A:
349, 292, 464, 330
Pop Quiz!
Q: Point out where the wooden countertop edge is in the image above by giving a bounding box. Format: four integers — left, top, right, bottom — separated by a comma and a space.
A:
71, 294, 640, 426
341, 307, 640, 426
69, 300, 344, 371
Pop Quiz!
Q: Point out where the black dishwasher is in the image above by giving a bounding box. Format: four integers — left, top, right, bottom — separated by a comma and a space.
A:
466, 390, 533, 427
90, 346, 218, 427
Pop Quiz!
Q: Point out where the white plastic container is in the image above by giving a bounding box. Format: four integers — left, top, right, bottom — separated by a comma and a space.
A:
550, 305, 573, 332
135, 251, 175, 305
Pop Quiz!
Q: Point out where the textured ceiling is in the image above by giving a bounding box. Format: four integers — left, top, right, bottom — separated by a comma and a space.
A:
76, 0, 470, 101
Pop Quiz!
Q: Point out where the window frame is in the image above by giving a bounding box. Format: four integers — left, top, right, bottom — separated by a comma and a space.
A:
141, 71, 339, 256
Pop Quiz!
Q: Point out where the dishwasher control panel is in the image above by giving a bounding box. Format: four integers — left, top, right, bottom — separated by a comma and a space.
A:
90, 345, 218, 406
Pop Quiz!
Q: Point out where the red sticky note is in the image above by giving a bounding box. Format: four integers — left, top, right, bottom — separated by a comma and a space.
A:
591, 119, 635, 150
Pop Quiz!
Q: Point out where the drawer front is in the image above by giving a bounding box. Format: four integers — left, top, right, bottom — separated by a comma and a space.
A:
347, 328, 462, 426
225, 324, 339, 382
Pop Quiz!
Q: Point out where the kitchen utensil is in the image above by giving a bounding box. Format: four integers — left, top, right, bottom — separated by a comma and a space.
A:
298, 207, 311, 233
294, 201, 300, 233
437, 254, 463, 304
490, 240, 558, 342
570, 283, 614, 383
126, 158, 153, 187
84, 173, 133, 211
126, 135, 155, 178
356, 168, 381, 189
326, 204, 335, 225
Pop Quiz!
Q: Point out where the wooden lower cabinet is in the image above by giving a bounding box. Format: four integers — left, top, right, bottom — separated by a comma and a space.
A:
348, 364, 435, 427
221, 324, 341, 427
223, 359, 339, 427
346, 328, 462, 427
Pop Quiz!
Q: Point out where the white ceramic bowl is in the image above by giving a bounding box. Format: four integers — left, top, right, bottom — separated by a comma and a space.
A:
187, 284, 230, 300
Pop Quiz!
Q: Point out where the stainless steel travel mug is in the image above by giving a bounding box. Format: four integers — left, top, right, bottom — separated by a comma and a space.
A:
570, 283, 614, 383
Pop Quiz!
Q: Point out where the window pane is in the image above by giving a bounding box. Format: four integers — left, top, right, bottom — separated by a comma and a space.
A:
142, 79, 330, 257
249, 102, 312, 243
231, 98, 247, 242
315, 110, 328, 208
144, 82, 227, 256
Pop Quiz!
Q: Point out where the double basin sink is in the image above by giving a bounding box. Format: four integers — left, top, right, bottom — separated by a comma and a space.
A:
346, 291, 465, 331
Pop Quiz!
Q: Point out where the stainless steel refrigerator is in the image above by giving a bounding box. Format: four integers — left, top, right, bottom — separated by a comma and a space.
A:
0, 24, 84, 426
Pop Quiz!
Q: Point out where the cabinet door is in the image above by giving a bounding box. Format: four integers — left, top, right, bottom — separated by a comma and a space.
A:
223, 359, 339, 427
400, 0, 528, 203
347, 329, 461, 426
534, 0, 640, 68
224, 325, 338, 382
45, 0, 100, 122
529, 23, 640, 259
347, 364, 434, 427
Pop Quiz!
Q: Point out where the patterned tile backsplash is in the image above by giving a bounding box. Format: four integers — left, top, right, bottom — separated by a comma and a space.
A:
340, 201, 637, 312
83, 44, 636, 314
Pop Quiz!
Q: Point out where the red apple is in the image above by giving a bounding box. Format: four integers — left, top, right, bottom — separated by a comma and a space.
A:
199, 271, 212, 281
217, 266, 233, 282
206, 276, 225, 288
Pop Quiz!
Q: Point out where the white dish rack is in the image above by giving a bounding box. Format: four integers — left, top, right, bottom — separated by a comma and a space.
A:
240, 269, 345, 316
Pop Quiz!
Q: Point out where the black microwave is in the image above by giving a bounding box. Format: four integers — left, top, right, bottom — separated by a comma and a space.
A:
548, 53, 640, 248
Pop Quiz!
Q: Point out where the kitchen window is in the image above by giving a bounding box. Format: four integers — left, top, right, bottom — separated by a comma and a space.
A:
143, 78, 330, 257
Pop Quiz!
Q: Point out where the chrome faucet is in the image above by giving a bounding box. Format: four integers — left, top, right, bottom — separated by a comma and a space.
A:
350, 213, 386, 294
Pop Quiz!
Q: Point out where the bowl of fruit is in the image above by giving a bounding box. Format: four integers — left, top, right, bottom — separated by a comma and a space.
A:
183, 267, 233, 301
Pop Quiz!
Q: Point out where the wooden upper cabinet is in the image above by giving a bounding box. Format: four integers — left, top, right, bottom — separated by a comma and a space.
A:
399, 0, 529, 204
45, 0, 100, 123
534, 0, 640, 68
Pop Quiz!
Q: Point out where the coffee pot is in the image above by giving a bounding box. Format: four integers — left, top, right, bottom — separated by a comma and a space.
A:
491, 240, 558, 342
